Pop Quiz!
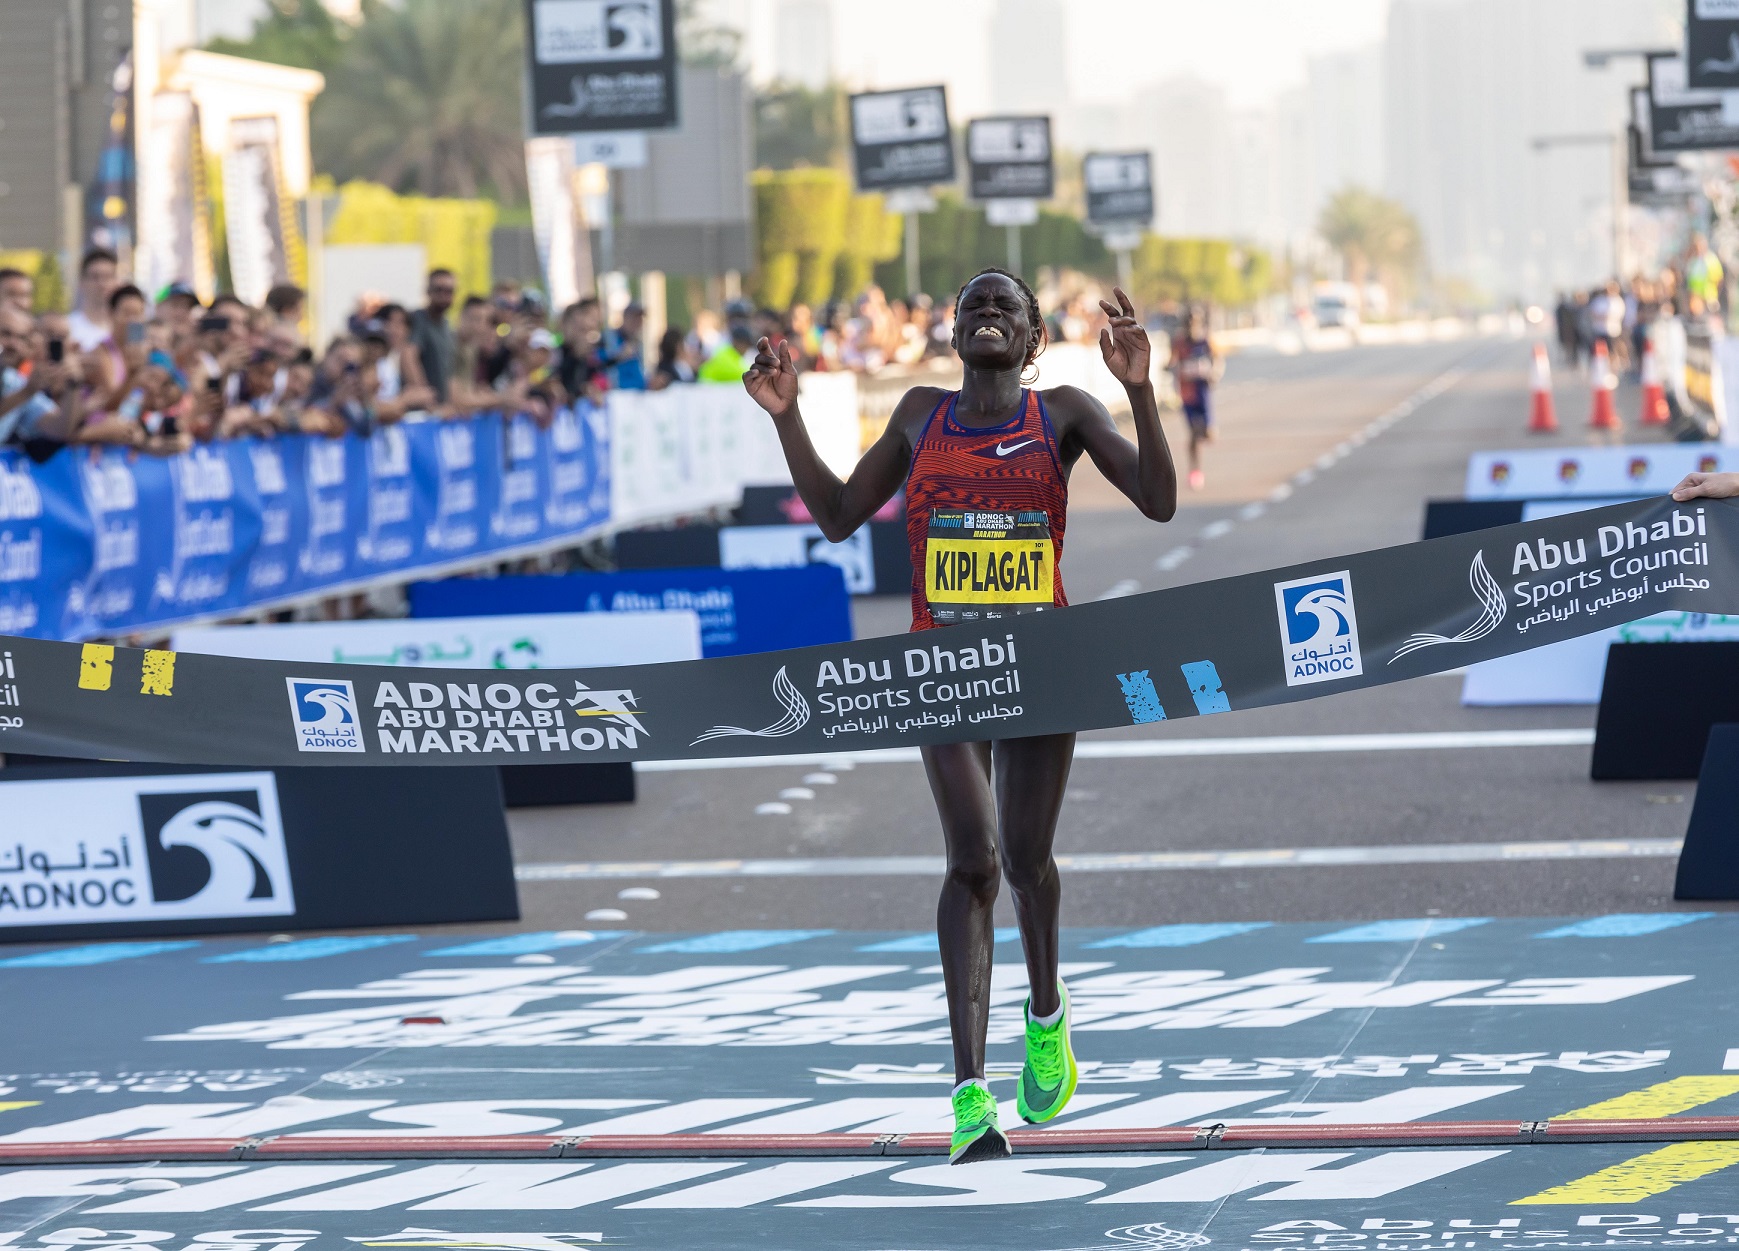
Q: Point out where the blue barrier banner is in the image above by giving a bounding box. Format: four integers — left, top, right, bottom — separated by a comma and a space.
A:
409, 563, 853, 658
0, 408, 612, 641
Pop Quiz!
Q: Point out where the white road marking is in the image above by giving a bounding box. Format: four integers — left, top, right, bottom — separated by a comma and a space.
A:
1199, 519, 1235, 540
515, 835, 1679, 882
1154, 546, 1194, 571
1097, 578, 1142, 599
634, 728, 1595, 772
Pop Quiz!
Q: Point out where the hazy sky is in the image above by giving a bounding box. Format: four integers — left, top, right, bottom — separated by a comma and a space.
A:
737, 0, 1391, 112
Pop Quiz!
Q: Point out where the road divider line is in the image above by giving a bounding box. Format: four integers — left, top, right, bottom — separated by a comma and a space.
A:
633, 728, 1595, 772
515, 835, 1679, 882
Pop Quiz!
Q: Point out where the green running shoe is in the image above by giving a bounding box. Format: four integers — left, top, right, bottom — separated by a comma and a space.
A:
949, 1081, 1012, 1165
1017, 981, 1079, 1124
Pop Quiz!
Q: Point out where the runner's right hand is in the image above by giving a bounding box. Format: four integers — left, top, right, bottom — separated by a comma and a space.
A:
1671, 471, 1739, 501
744, 337, 799, 417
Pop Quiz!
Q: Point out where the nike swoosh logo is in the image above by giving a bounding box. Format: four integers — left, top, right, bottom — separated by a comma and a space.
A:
996, 439, 1038, 456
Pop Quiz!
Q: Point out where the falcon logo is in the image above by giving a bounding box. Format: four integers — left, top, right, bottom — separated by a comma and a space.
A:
286, 677, 365, 753
1274, 570, 1363, 686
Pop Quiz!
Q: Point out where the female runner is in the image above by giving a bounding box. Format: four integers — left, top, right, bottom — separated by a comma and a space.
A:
744, 270, 1177, 1163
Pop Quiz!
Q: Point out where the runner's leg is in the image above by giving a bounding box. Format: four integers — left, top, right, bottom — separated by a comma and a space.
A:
994, 731, 1075, 1020
924, 739, 999, 1081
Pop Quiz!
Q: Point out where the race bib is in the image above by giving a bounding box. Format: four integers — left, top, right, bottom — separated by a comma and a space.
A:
924, 508, 1056, 624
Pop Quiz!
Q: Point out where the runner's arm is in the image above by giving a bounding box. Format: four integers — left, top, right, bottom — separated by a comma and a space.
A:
1050, 288, 1177, 522
743, 336, 915, 541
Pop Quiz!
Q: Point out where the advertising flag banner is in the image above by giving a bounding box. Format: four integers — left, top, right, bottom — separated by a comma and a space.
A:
136, 93, 208, 299
221, 116, 298, 308
966, 116, 1054, 201
2, 499, 1736, 768
849, 86, 955, 192
523, 0, 679, 135
1688, 0, 1739, 89
1645, 52, 1739, 151
1083, 151, 1155, 227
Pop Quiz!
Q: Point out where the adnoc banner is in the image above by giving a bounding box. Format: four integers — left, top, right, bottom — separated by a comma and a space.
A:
2, 499, 1735, 767
0, 408, 611, 641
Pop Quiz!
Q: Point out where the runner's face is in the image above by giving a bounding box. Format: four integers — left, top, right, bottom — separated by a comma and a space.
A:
956, 274, 1031, 370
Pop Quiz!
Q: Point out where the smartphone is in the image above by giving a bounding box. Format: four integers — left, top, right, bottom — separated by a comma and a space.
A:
159, 414, 179, 437
197, 314, 230, 334
206, 376, 223, 394
46, 338, 63, 364
126, 323, 146, 346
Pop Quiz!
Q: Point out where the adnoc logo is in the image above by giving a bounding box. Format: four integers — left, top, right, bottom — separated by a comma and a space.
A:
286, 677, 365, 753
1274, 570, 1363, 686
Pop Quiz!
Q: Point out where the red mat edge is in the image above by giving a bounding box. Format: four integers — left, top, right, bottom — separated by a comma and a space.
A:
1, 1116, 1736, 1164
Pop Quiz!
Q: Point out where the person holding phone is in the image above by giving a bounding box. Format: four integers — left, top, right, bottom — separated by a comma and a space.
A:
84, 284, 151, 424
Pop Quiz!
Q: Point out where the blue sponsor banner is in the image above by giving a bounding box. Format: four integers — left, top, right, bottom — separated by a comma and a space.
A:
407, 563, 853, 658
0, 406, 612, 641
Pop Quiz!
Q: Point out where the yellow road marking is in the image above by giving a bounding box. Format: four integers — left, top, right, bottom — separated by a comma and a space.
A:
1556, 1075, 1739, 1120
78, 643, 114, 691
140, 649, 175, 696
0, 1102, 40, 1113
1515, 1141, 1739, 1204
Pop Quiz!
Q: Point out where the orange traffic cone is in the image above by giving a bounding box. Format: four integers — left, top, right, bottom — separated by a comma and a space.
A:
1639, 342, 1669, 425
1588, 340, 1621, 431
1528, 342, 1558, 433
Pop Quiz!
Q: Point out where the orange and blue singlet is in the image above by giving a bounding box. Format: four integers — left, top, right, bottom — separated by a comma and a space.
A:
904, 388, 1069, 632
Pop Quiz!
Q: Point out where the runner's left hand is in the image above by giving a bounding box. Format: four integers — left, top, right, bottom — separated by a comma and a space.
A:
1098, 287, 1150, 386
1671, 470, 1739, 501
744, 337, 800, 417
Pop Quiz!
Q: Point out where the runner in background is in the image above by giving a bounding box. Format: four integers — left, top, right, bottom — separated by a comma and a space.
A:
743, 269, 1177, 1164
1170, 305, 1219, 490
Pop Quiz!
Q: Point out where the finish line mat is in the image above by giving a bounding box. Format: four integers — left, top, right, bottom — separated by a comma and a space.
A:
2, 497, 1737, 765
4, 918, 1739, 1248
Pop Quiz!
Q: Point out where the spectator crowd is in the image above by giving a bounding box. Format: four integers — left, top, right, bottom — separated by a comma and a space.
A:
0, 250, 1141, 465
1550, 232, 1728, 434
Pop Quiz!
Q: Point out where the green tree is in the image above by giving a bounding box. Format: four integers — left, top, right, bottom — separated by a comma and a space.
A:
755, 83, 848, 171
1317, 186, 1424, 302
205, 0, 348, 72
312, 0, 527, 200
212, 0, 527, 202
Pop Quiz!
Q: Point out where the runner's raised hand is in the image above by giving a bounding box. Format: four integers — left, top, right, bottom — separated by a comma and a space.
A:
1097, 286, 1150, 387
744, 336, 799, 417
1671, 471, 1739, 501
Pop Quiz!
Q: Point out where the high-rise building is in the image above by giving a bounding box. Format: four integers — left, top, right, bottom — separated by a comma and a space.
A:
1384, 0, 1680, 299
988, 0, 1067, 117
1308, 46, 1384, 206
1130, 77, 1234, 237
0, 0, 138, 255
774, 0, 833, 89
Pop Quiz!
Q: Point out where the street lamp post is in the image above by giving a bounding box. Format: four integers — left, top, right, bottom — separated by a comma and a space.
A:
1532, 132, 1627, 280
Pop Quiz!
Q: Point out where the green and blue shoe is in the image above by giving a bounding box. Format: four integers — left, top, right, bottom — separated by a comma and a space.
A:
1017, 981, 1079, 1124
949, 1080, 1012, 1165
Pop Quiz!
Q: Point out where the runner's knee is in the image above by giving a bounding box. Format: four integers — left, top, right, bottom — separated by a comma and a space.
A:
945, 851, 1001, 899
1001, 852, 1056, 897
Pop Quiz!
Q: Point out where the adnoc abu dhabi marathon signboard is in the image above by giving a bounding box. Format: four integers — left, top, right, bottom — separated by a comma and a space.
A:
1687, 0, 1739, 89
966, 116, 1054, 200
1084, 150, 1155, 227
524, 0, 679, 135
849, 85, 955, 191
1644, 52, 1739, 151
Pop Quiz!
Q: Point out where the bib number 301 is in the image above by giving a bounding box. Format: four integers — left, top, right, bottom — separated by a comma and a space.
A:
925, 508, 1056, 624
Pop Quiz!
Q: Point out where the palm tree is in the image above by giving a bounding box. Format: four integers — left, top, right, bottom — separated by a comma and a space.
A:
1317, 186, 1424, 299
311, 0, 528, 201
